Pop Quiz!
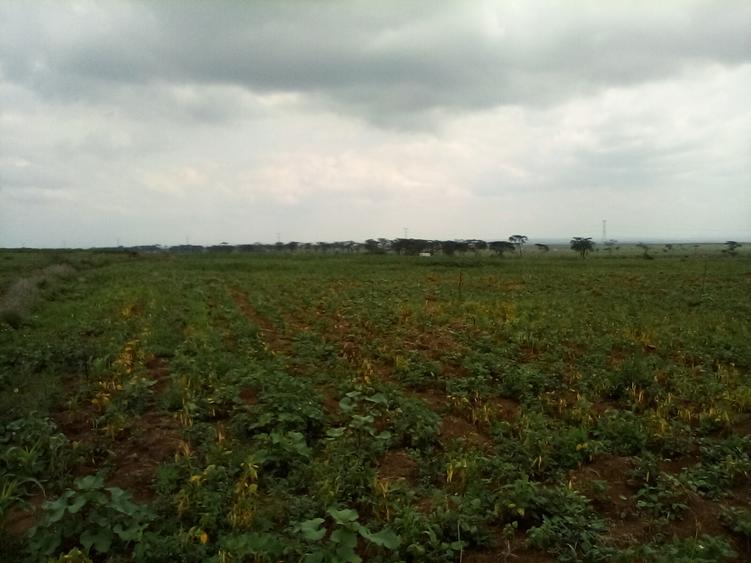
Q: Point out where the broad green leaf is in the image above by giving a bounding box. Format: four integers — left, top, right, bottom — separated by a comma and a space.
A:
67, 495, 88, 514
326, 427, 346, 439
107, 488, 136, 515
334, 542, 361, 563
75, 475, 104, 491
114, 522, 144, 542
330, 528, 357, 548
327, 507, 358, 524
29, 528, 62, 556
81, 528, 112, 553
365, 393, 388, 405
298, 518, 326, 541
46, 499, 67, 523
361, 527, 400, 549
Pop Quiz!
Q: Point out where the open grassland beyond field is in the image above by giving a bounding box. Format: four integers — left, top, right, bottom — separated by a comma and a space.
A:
1, 251, 750, 562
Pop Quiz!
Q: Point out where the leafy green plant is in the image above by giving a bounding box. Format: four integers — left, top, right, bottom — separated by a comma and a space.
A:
594, 409, 647, 455
0, 473, 44, 527
51, 547, 93, 563
295, 506, 399, 563
0, 416, 71, 481
496, 479, 608, 559
217, 531, 286, 561
28, 473, 154, 558
390, 394, 441, 450
680, 436, 751, 498
720, 506, 751, 539
634, 473, 688, 521
527, 508, 607, 561
637, 534, 737, 562
394, 353, 443, 390
231, 371, 326, 440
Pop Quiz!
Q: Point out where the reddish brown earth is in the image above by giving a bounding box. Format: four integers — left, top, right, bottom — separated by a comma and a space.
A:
105, 412, 182, 502
5, 493, 45, 537
486, 397, 520, 422
144, 355, 171, 393
439, 414, 491, 448
378, 449, 417, 483
54, 356, 182, 502
239, 386, 258, 405
569, 455, 644, 545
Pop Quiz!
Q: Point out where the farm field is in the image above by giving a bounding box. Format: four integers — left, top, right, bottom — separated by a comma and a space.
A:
1, 250, 750, 562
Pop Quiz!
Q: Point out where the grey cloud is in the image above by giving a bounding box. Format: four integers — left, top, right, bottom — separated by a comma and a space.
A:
2, 1, 749, 247
2, 1, 749, 126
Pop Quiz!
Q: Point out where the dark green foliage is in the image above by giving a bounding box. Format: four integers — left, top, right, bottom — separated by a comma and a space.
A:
595, 410, 648, 455
28, 474, 154, 558
570, 237, 595, 257
295, 506, 399, 562
638, 534, 737, 562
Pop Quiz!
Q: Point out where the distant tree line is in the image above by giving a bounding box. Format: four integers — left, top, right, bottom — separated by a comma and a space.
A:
89, 237, 743, 258
168, 238, 524, 256
95, 237, 542, 256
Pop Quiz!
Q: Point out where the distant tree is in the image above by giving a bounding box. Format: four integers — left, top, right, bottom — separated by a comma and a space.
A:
441, 240, 458, 256
471, 239, 488, 253
364, 239, 384, 254
489, 241, 516, 256
392, 238, 430, 256
603, 239, 618, 255
508, 235, 528, 256
172, 244, 206, 254
570, 237, 594, 258
378, 238, 392, 251
724, 241, 742, 256
534, 243, 549, 252
636, 242, 653, 260
208, 244, 233, 253
454, 240, 470, 254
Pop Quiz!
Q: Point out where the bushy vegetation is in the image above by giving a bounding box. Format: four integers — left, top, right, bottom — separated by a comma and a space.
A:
0, 248, 749, 561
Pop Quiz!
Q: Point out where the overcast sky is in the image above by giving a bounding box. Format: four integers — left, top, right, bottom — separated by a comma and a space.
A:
1, 1, 749, 247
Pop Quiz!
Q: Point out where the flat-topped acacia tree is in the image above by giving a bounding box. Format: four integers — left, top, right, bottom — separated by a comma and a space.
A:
570, 237, 594, 258
508, 234, 528, 256
725, 241, 742, 256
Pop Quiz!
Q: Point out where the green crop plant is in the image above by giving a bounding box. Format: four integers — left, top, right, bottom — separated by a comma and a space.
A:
1, 475, 42, 525
637, 534, 737, 561
295, 506, 399, 563
0, 416, 71, 484
51, 547, 94, 563
28, 473, 153, 558
720, 506, 751, 542
1, 248, 750, 560
594, 409, 648, 455
680, 435, 751, 498
634, 472, 689, 521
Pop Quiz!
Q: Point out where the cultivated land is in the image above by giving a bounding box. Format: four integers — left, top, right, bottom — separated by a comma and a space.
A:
1, 248, 750, 562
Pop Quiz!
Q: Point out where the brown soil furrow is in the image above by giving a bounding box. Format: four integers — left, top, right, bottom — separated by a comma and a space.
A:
228, 287, 292, 355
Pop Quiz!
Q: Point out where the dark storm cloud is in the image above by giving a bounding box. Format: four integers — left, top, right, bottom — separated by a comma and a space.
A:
2, 1, 749, 125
